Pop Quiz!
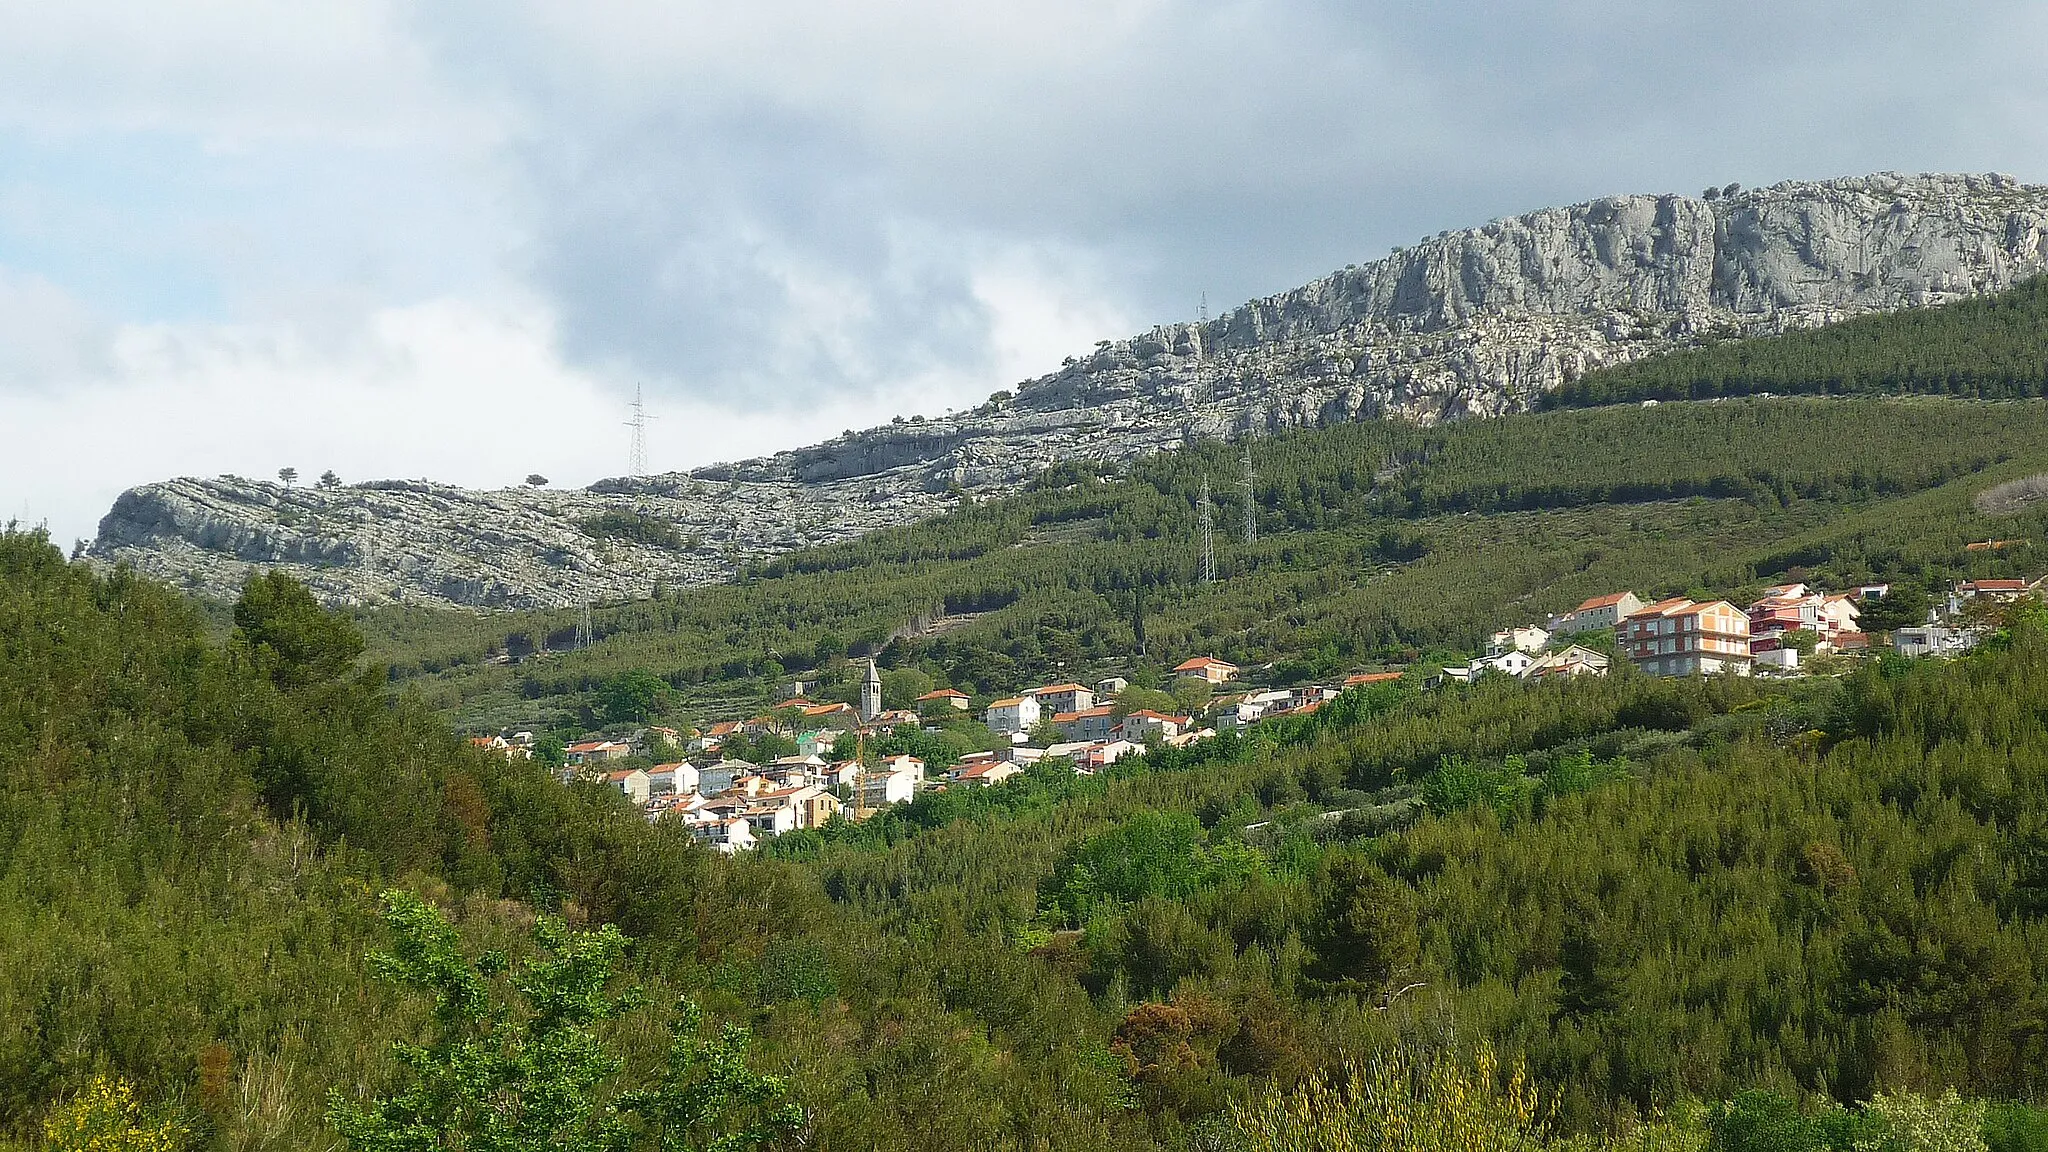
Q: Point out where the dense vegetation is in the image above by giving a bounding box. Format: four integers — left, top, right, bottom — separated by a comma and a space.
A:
1547, 277, 2048, 408
371, 395, 2048, 737
9, 527, 2048, 1149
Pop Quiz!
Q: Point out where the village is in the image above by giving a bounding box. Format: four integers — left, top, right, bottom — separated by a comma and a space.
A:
467, 573, 2048, 854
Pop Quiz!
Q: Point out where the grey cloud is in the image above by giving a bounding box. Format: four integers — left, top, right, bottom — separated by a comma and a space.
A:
420, 0, 2048, 409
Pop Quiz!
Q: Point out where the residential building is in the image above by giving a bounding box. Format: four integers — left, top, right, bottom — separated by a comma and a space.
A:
1119, 710, 1189, 741
1029, 683, 1095, 715
1172, 656, 1239, 684
795, 730, 837, 758
1549, 592, 1645, 635
869, 708, 919, 729
604, 768, 651, 806
1893, 625, 1982, 658
1488, 625, 1550, 654
692, 816, 756, 855
1955, 578, 2034, 604
949, 761, 1022, 788
1052, 704, 1117, 743
984, 695, 1041, 737
1621, 598, 1753, 677
645, 762, 699, 797
857, 766, 918, 810
874, 754, 927, 783
801, 702, 860, 731
916, 688, 972, 712
1097, 676, 1129, 695
696, 759, 756, 797
1524, 645, 1610, 679
564, 740, 631, 766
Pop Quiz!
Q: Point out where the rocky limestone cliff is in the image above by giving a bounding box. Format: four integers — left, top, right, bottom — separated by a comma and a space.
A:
92, 172, 2048, 608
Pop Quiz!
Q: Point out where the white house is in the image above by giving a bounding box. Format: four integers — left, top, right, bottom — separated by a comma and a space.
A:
1548, 592, 1645, 635
1524, 645, 1611, 679
692, 816, 756, 855
857, 766, 919, 810
645, 762, 700, 797
1488, 625, 1551, 654
1893, 625, 1981, 658
984, 695, 1041, 737
1028, 683, 1095, 715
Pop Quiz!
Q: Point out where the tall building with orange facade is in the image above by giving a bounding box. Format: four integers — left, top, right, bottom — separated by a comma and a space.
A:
1621, 598, 1753, 677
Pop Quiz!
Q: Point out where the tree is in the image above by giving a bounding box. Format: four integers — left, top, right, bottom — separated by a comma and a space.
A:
1309, 852, 1418, 990
525, 474, 550, 488
278, 467, 298, 488
1860, 585, 1932, 634
319, 470, 342, 488
1028, 717, 1066, 747
233, 570, 365, 688
1112, 686, 1179, 719
1782, 629, 1821, 656
328, 891, 800, 1152
598, 668, 670, 724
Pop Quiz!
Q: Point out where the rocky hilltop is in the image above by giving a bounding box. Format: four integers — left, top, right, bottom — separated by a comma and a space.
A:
93, 172, 2048, 608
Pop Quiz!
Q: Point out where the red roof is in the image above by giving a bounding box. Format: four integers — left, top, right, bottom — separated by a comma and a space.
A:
1173, 656, 1234, 672
988, 696, 1029, 708
917, 688, 969, 700
705, 721, 740, 737
1963, 579, 2029, 592
565, 740, 614, 753
1571, 591, 1637, 612
1029, 683, 1088, 695
604, 769, 642, 783
1054, 705, 1115, 722
1343, 671, 1403, 686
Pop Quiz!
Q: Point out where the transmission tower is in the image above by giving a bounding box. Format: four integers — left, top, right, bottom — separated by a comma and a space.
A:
625, 384, 656, 477
1197, 477, 1216, 584
1198, 291, 1208, 325
1240, 441, 1257, 546
576, 599, 594, 650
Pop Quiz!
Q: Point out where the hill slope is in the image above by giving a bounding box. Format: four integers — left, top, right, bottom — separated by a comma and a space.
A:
377, 395, 2048, 735
90, 171, 2048, 609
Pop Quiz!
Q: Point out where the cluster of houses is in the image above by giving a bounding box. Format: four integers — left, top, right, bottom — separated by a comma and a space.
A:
1440, 574, 2047, 684
473, 573, 2043, 854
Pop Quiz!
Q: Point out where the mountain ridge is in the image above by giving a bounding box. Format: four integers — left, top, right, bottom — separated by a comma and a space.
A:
91, 171, 2048, 608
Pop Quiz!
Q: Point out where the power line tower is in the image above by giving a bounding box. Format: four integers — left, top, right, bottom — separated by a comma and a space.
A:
625, 384, 656, 477
576, 599, 594, 650
1198, 291, 1208, 325
1197, 476, 1216, 584
1240, 441, 1257, 546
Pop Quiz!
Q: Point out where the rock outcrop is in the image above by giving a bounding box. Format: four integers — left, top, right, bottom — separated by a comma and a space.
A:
92, 172, 2048, 608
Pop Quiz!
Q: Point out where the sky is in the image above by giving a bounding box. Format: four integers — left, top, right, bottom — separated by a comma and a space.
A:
4, 1, 2047, 548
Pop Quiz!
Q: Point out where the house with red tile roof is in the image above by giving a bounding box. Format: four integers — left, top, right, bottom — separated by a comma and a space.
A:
1172, 656, 1239, 684
1549, 592, 1645, 635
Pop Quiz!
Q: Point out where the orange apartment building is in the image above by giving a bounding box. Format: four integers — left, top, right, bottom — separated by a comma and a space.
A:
1621, 598, 1753, 677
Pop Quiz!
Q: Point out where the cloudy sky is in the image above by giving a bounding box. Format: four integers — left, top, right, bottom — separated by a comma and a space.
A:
5, 1, 2046, 546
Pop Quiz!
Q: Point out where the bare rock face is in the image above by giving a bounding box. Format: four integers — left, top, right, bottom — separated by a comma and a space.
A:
92, 172, 2048, 608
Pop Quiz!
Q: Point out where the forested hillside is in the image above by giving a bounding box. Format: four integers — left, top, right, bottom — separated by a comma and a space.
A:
370, 395, 2048, 736
7, 529, 2048, 1150
1548, 276, 2048, 408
